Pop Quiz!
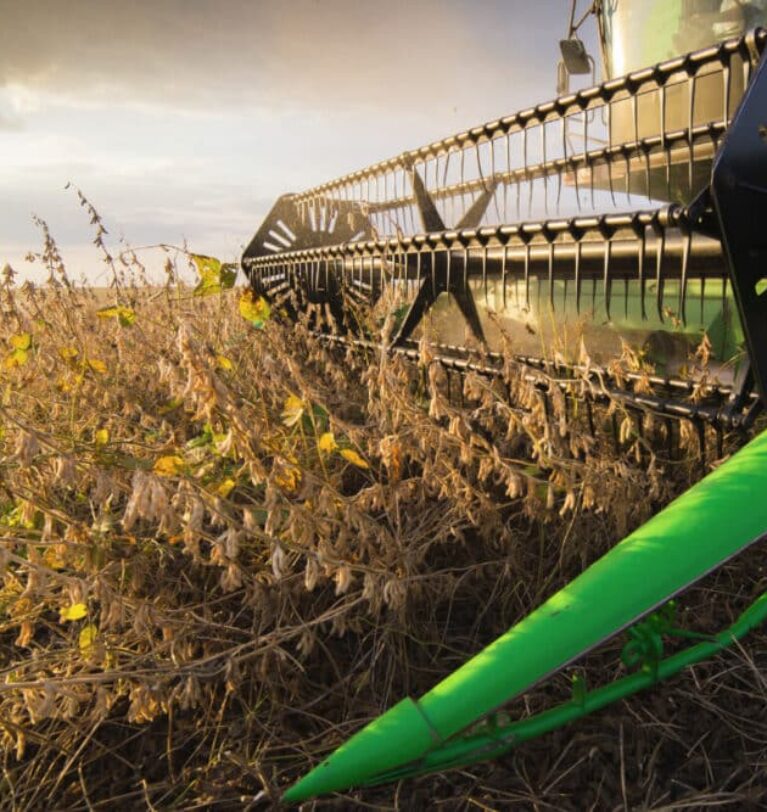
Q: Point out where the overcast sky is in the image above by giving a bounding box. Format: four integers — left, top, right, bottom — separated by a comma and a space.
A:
0, 0, 599, 283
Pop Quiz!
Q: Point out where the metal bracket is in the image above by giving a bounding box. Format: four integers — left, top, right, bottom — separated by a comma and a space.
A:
392, 165, 495, 347
711, 47, 767, 406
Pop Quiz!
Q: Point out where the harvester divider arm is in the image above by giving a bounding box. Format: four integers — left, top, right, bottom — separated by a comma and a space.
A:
282, 427, 767, 802
368, 589, 767, 785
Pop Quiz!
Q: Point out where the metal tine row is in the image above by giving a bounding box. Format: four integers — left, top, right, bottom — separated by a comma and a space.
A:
288, 31, 764, 241
318, 331, 725, 469
296, 94, 721, 240
251, 205, 724, 329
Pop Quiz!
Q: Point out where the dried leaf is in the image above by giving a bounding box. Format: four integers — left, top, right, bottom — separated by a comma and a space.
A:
274, 462, 301, 492
281, 395, 305, 427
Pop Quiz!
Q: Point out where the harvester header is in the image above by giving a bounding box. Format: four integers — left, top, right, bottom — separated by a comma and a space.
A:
241, 2, 767, 802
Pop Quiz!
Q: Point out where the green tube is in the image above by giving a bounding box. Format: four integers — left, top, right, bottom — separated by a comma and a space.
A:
283, 429, 767, 804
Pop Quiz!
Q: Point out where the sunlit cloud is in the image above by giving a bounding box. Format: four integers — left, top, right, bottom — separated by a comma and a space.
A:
1, 0, 574, 281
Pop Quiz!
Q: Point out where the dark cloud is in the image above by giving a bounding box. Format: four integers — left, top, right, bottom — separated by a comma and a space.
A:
0, 0, 563, 115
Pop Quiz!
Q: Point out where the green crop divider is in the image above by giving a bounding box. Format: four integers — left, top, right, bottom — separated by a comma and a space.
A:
283, 428, 767, 804
367, 588, 767, 785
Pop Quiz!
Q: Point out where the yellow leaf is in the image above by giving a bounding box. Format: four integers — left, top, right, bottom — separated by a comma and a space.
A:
216, 354, 233, 372
3, 348, 28, 369
239, 290, 271, 327
158, 397, 183, 415
216, 478, 236, 498
60, 602, 87, 622
94, 428, 109, 446
9, 333, 31, 350
274, 463, 302, 493
59, 346, 79, 362
97, 304, 136, 326
340, 448, 369, 469
153, 455, 185, 477
86, 358, 107, 374
78, 623, 98, 654
318, 432, 337, 454
281, 394, 305, 427
43, 547, 66, 570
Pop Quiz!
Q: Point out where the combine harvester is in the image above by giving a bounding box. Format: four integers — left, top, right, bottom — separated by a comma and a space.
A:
242, 1, 767, 802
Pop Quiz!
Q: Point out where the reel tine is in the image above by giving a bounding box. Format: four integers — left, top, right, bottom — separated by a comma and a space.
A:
659, 83, 671, 201
653, 215, 667, 323
504, 133, 511, 222
573, 150, 582, 212
696, 419, 707, 473
541, 121, 549, 215
523, 232, 532, 311
430, 247, 437, 298
688, 72, 697, 194
501, 242, 508, 308
463, 247, 469, 290
633, 215, 647, 321
679, 217, 692, 326
558, 114, 567, 213
600, 219, 613, 322
573, 228, 583, 315
491, 140, 503, 223
546, 229, 555, 313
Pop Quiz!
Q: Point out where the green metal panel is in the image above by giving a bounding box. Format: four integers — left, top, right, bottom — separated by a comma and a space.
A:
600, 1, 767, 79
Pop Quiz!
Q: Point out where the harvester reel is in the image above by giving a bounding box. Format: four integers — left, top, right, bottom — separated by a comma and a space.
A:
241, 22, 767, 803
242, 193, 373, 323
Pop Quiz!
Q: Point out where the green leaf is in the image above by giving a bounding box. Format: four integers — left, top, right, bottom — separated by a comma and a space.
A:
220, 263, 237, 288
571, 673, 587, 705
192, 255, 236, 297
